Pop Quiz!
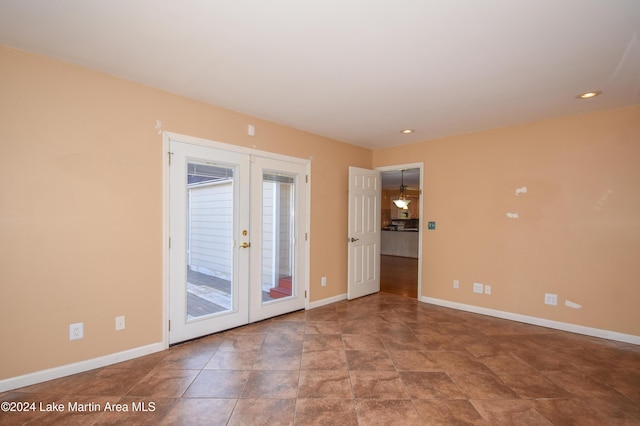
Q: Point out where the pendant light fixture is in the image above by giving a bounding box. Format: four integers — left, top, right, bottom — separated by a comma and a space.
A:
392, 170, 411, 209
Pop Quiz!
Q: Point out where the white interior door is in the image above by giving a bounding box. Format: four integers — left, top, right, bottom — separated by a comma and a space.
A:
168, 139, 308, 344
347, 166, 381, 299
249, 156, 307, 322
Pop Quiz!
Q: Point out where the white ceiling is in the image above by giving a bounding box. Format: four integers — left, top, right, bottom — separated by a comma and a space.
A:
1, 1, 639, 149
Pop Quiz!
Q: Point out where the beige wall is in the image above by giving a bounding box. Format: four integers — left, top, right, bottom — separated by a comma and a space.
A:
374, 105, 640, 336
2, 44, 638, 383
0, 46, 370, 380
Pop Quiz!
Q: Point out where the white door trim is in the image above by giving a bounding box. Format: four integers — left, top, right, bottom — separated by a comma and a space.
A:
164, 132, 310, 165
162, 132, 310, 348
376, 162, 424, 299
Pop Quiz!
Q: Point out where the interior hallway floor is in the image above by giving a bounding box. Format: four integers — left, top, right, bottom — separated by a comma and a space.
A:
2, 293, 639, 425
380, 255, 418, 299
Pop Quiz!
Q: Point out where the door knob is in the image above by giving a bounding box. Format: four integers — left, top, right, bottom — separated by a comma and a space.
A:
240, 242, 251, 248
349, 237, 359, 242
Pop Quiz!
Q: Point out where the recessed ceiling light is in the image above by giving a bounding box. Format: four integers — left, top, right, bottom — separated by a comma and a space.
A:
576, 90, 602, 99
400, 129, 414, 134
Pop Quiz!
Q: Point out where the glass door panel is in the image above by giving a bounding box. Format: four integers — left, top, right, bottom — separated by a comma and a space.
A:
261, 172, 296, 303
186, 162, 234, 319
250, 157, 307, 323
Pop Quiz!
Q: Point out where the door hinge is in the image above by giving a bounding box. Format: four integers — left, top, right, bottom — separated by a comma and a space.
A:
168, 320, 171, 331
305, 232, 308, 241
168, 237, 171, 249
168, 151, 174, 165
304, 290, 307, 299
305, 175, 308, 183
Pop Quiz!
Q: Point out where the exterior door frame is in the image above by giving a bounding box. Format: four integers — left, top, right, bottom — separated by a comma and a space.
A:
162, 131, 310, 348
376, 162, 424, 300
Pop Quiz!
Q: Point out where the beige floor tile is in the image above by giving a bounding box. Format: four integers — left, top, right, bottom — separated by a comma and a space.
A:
4, 292, 639, 424
300, 349, 348, 371
241, 370, 299, 399
227, 399, 295, 426
413, 399, 486, 425
298, 370, 353, 398
160, 398, 236, 426
295, 399, 358, 425
355, 400, 422, 425
350, 371, 408, 399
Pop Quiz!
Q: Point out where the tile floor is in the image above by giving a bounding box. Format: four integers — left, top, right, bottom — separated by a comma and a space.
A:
2, 292, 640, 425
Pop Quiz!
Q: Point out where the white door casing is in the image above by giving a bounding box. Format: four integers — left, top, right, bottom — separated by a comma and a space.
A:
376, 163, 424, 300
347, 166, 381, 299
166, 134, 309, 345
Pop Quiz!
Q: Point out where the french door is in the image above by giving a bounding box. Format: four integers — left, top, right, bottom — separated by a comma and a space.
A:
168, 139, 307, 344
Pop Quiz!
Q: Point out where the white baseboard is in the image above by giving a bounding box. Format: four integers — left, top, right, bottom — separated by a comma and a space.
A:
0, 342, 166, 393
308, 293, 347, 310
5, 296, 636, 393
422, 296, 640, 345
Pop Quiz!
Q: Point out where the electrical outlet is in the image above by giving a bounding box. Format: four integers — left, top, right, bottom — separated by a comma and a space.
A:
544, 293, 558, 306
115, 315, 126, 331
453, 279, 459, 289
484, 285, 492, 295
69, 322, 84, 340
321, 276, 327, 287
473, 283, 484, 294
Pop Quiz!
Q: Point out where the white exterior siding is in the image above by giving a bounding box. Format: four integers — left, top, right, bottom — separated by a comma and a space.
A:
262, 182, 275, 292
279, 184, 292, 277
188, 177, 293, 291
188, 180, 233, 280
261, 180, 294, 293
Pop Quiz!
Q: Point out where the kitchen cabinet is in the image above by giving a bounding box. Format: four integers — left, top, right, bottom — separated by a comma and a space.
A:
381, 230, 419, 258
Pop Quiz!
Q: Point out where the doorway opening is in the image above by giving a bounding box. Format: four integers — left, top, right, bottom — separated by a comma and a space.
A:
379, 166, 422, 299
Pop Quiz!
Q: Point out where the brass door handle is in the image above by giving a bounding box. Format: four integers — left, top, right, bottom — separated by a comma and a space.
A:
240, 242, 251, 248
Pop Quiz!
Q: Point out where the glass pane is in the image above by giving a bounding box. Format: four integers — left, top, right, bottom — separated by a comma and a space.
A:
261, 172, 295, 303
186, 162, 233, 320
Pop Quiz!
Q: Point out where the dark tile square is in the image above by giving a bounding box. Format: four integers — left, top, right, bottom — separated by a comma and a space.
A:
345, 350, 395, 371
300, 350, 347, 370
298, 370, 352, 398
355, 400, 422, 425
241, 370, 299, 399
227, 399, 295, 426
350, 371, 408, 399
183, 370, 250, 398
295, 399, 358, 425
